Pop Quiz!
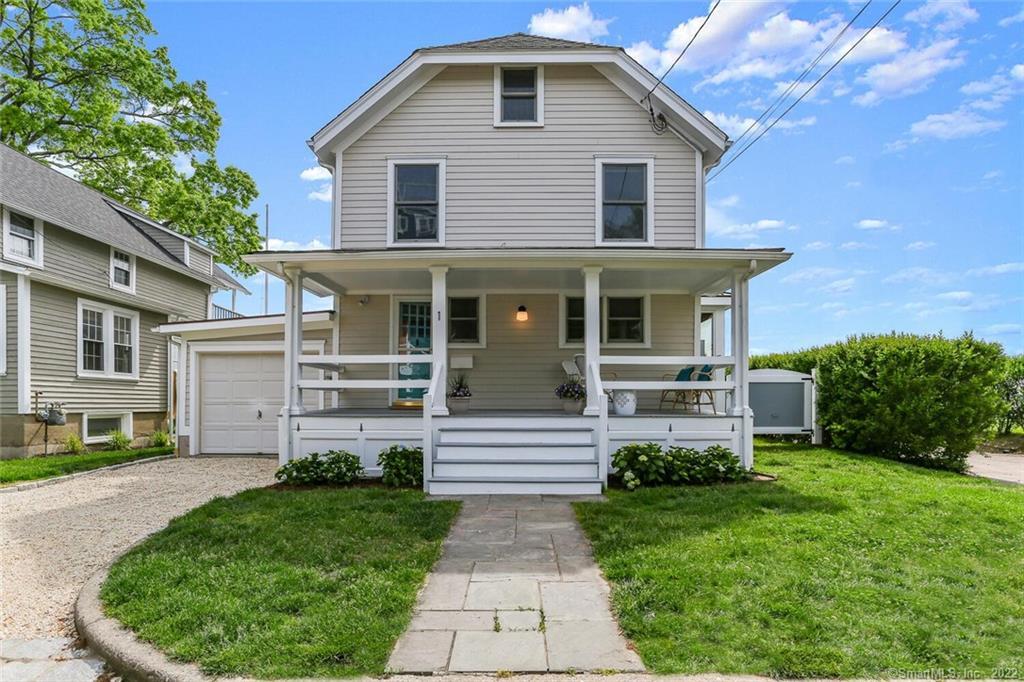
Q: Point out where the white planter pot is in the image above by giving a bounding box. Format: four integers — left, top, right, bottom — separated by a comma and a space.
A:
448, 397, 471, 414
562, 400, 584, 414
612, 390, 637, 416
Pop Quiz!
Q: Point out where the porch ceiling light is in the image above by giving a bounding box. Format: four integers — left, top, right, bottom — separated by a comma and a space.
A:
515, 305, 529, 322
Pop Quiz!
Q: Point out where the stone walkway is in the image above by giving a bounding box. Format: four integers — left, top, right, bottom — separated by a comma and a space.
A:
0, 637, 106, 682
387, 494, 644, 674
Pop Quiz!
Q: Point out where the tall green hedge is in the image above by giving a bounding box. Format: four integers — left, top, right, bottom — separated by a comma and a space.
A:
751, 333, 1004, 472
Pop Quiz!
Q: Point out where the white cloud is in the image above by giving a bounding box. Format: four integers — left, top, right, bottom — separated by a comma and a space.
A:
774, 115, 817, 130
703, 111, 758, 139
820, 277, 856, 294
300, 166, 331, 182
781, 266, 844, 284
883, 267, 954, 286
856, 218, 899, 230
909, 107, 1006, 140
172, 152, 194, 178
307, 184, 332, 202
528, 2, 611, 43
714, 194, 741, 208
905, 240, 936, 251
905, 0, 979, 32
834, 155, 856, 165
983, 323, 1023, 335
960, 68, 1024, 111
266, 237, 330, 251
804, 240, 831, 251
853, 38, 964, 106
967, 262, 1024, 276
1014, 64, 1024, 80
936, 290, 973, 301
999, 8, 1024, 27
846, 181, 862, 189
708, 217, 790, 240
840, 241, 874, 250
982, 170, 1003, 180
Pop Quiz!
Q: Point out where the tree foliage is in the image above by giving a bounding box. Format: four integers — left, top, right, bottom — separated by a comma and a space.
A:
0, 0, 261, 273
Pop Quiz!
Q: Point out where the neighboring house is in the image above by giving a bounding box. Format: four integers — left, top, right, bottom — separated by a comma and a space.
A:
162, 34, 791, 493
0, 143, 246, 458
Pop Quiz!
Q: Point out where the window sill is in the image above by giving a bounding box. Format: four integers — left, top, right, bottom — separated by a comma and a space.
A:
110, 283, 136, 295
493, 121, 544, 128
594, 241, 656, 248
387, 241, 444, 249
2, 253, 43, 269
76, 372, 140, 382
450, 342, 486, 350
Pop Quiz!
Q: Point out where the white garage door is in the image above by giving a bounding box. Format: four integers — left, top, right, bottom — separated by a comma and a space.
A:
199, 353, 318, 455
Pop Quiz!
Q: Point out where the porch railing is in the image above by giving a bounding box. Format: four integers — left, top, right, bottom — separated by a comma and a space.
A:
211, 303, 243, 320
599, 355, 736, 393
589, 361, 609, 487
297, 354, 433, 390
422, 362, 444, 491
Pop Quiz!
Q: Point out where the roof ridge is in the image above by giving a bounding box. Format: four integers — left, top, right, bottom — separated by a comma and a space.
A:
421, 32, 617, 52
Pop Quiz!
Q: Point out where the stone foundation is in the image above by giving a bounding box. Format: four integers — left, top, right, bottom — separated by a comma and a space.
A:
0, 412, 168, 459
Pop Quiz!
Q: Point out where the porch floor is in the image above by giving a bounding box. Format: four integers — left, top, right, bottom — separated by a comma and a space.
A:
300, 407, 724, 418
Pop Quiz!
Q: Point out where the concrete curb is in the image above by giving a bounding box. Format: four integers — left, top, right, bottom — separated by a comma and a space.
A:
0, 454, 175, 494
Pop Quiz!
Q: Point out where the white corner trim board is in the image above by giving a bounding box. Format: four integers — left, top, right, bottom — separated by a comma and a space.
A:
0, 283, 6, 376
17, 274, 30, 413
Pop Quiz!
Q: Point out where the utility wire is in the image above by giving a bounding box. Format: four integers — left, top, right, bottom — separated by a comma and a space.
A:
708, 0, 902, 182
642, 0, 722, 133
729, 0, 873, 153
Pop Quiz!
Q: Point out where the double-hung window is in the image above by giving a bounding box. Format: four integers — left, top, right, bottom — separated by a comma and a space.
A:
78, 299, 139, 379
595, 157, 654, 245
388, 158, 445, 246
449, 296, 485, 347
2, 207, 44, 267
561, 295, 649, 347
110, 248, 135, 293
494, 66, 543, 126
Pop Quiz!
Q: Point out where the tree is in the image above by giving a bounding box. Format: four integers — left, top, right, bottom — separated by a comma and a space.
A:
0, 0, 261, 273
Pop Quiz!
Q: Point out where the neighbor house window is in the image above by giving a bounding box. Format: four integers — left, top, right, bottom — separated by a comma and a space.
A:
78, 299, 139, 379
449, 296, 485, 346
561, 295, 649, 346
2, 207, 44, 267
595, 158, 654, 245
83, 412, 132, 444
110, 248, 135, 293
494, 66, 544, 126
387, 159, 445, 246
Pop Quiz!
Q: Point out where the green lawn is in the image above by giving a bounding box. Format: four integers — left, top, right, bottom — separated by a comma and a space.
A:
574, 441, 1024, 678
0, 446, 174, 485
101, 487, 459, 678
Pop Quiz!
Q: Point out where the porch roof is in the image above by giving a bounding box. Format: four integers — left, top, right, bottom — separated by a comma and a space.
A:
243, 247, 791, 298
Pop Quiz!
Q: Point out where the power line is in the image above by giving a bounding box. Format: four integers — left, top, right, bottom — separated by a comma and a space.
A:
642, 0, 722, 133
708, 0, 902, 183
729, 0, 873, 153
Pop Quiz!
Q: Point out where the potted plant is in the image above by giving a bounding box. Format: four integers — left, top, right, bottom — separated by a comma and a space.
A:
555, 377, 587, 414
447, 374, 472, 414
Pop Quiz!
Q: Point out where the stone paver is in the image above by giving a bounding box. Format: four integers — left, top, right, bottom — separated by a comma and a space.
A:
0, 637, 107, 682
387, 494, 644, 673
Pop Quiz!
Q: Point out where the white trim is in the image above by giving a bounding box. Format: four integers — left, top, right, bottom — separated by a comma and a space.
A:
594, 156, 655, 246
558, 292, 652, 349
155, 310, 334, 335
389, 294, 432, 407
183, 242, 191, 268
16, 274, 30, 413
82, 411, 133, 445
694, 150, 705, 249
187, 339, 325, 456
2, 207, 44, 269
386, 157, 446, 248
76, 298, 141, 381
0, 283, 6, 376
493, 64, 544, 127
448, 293, 487, 349
109, 247, 136, 294
332, 155, 342, 249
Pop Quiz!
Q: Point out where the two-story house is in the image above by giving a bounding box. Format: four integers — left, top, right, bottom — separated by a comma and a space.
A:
164, 34, 791, 493
0, 143, 246, 457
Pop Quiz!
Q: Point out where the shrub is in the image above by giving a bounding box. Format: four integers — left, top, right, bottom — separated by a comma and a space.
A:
612, 442, 747, 490
275, 450, 364, 486
106, 430, 132, 451
63, 433, 86, 455
378, 444, 424, 487
815, 333, 1003, 472
150, 430, 172, 448
996, 355, 1024, 435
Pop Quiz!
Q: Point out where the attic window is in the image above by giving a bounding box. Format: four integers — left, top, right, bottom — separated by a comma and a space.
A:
110, 248, 135, 293
2, 207, 43, 268
494, 66, 544, 126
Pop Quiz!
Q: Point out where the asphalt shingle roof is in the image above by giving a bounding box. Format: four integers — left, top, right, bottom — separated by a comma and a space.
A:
422, 33, 614, 52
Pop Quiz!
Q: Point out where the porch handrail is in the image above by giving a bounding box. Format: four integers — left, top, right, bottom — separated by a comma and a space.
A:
599, 354, 735, 393
297, 354, 434, 391
422, 362, 445, 491
589, 361, 609, 488
600, 355, 734, 367
298, 354, 433, 366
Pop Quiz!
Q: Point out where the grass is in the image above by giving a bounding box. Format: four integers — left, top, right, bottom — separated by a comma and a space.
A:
574, 441, 1024, 678
101, 487, 459, 678
0, 446, 174, 485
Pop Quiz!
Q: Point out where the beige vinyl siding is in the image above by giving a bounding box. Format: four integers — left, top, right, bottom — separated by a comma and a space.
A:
330, 292, 694, 411
132, 222, 188, 262
30, 282, 169, 413
0, 272, 17, 414
339, 64, 697, 249
31, 222, 209, 320
186, 247, 213, 277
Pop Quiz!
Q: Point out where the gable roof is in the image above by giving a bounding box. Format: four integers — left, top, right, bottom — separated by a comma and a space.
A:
309, 33, 728, 165
0, 143, 244, 291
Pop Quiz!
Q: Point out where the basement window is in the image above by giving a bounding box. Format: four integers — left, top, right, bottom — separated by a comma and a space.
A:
83, 412, 132, 444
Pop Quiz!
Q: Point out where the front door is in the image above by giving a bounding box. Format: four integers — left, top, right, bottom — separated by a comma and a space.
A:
395, 300, 432, 405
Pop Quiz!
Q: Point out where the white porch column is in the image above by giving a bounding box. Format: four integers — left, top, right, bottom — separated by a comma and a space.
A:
582, 266, 602, 416
430, 266, 449, 415
284, 267, 306, 416
730, 272, 753, 469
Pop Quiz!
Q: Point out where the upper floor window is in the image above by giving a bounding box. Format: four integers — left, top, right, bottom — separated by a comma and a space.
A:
595, 157, 655, 246
494, 66, 544, 126
77, 298, 139, 380
110, 248, 136, 294
387, 158, 445, 247
2, 207, 44, 267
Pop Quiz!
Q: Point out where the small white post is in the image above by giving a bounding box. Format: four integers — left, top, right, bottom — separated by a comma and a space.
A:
582, 266, 602, 416
730, 272, 753, 469
430, 266, 449, 416
712, 307, 727, 413
285, 267, 306, 416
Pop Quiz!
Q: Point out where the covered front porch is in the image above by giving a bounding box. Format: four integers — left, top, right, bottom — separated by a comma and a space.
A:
245, 247, 788, 493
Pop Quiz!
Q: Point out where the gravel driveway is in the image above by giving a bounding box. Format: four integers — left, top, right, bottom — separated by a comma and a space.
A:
0, 457, 277, 638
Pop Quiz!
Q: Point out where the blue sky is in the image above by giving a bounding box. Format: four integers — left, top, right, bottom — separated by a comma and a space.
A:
148, 1, 1023, 354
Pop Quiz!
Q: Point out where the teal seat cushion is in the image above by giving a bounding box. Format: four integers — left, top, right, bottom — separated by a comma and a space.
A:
697, 364, 714, 381
674, 367, 695, 381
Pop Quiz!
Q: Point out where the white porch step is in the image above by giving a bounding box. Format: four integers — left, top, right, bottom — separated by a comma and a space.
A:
435, 443, 596, 461
427, 477, 603, 495
432, 460, 598, 479
436, 426, 593, 445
